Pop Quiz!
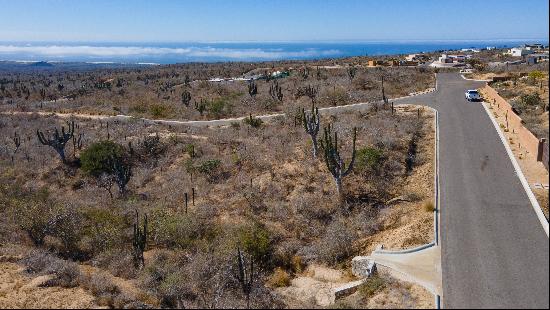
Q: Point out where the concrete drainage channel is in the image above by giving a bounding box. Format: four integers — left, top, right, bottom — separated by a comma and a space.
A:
342, 107, 442, 309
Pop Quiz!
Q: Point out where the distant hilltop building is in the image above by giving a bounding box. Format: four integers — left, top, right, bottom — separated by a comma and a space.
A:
507, 47, 534, 57
461, 48, 480, 53
522, 43, 545, 50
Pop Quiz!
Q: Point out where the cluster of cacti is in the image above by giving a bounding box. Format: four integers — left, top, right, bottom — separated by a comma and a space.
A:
181, 89, 191, 106
300, 66, 310, 80
195, 99, 207, 115
315, 66, 323, 80
132, 210, 147, 269
248, 80, 258, 98
244, 113, 263, 128
70, 123, 83, 158
347, 67, 357, 82
11, 131, 20, 162
236, 247, 255, 309
302, 103, 320, 158
182, 188, 196, 213
184, 74, 191, 86
320, 124, 357, 196
304, 85, 318, 103
112, 157, 131, 195
39, 88, 46, 100
269, 81, 283, 101
36, 121, 75, 163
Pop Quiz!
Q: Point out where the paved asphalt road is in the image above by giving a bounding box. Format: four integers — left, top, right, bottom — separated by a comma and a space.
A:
397, 73, 549, 308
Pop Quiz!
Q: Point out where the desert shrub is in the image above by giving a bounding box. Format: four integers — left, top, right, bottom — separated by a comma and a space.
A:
80, 140, 126, 177
93, 249, 138, 279
243, 114, 263, 128
324, 87, 349, 106
208, 98, 228, 117
80, 208, 127, 255
237, 222, 272, 264
184, 143, 198, 158
315, 218, 355, 266
47, 207, 86, 259
129, 102, 148, 114
272, 240, 303, 272
21, 250, 81, 288
141, 250, 194, 308
359, 274, 387, 298
43, 260, 81, 288
150, 104, 170, 118
197, 159, 221, 175
81, 273, 122, 308
520, 93, 542, 107
423, 200, 435, 212
15, 199, 64, 246
268, 268, 291, 287
356, 147, 384, 172
149, 209, 217, 250
137, 134, 165, 162
528, 70, 545, 83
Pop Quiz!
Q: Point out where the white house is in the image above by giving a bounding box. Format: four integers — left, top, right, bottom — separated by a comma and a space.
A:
509, 47, 534, 57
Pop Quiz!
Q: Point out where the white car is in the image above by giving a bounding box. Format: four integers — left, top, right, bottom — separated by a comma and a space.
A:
465, 89, 481, 101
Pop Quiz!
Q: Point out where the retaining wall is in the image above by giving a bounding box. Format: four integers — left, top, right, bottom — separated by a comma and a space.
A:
481, 85, 548, 170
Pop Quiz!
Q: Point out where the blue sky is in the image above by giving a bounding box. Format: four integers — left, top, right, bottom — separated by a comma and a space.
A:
0, 0, 548, 42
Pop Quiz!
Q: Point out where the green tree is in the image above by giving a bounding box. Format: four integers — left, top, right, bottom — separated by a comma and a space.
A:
80, 140, 125, 176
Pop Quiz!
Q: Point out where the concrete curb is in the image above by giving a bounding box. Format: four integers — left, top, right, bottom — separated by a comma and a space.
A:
353, 105, 442, 309
374, 242, 435, 255
481, 101, 549, 237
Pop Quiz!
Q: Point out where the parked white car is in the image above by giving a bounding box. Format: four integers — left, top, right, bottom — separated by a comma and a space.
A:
465, 89, 481, 101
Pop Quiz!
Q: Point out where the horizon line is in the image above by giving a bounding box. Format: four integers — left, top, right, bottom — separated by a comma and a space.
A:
0, 38, 548, 45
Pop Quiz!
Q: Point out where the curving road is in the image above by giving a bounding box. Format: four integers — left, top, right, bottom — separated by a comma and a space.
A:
396, 73, 549, 309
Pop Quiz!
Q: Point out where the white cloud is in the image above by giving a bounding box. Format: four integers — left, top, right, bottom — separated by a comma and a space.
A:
0, 44, 342, 60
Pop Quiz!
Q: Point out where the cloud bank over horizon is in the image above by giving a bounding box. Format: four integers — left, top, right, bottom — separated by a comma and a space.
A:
0, 44, 343, 61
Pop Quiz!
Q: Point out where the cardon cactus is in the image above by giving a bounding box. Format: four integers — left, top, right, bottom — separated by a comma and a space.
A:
132, 210, 147, 269
302, 103, 320, 158
36, 121, 75, 163
320, 124, 357, 196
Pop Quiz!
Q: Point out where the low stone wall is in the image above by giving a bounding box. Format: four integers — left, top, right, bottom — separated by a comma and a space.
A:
480, 85, 548, 170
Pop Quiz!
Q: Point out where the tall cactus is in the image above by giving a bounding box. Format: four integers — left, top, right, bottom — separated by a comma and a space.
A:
269, 81, 283, 101
381, 76, 388, 104
112, 156, 132, 195
320, 125, 357, 195
305, 85, 317, 103
347, 67, 357, 83
236, 247, 254, 309
132, 210, 147, 269
300, 66, 310, 80
248, 80, 258, 98
11, 131, 21, 162
194, 99, 207, 116
302, 103, 320, 158
36, 121, 74, 163
181, 89, 191, 106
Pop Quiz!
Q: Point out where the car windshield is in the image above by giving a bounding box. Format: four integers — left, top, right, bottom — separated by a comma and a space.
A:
468, 91, 478, 94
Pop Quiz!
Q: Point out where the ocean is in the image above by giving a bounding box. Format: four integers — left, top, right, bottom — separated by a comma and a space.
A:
0, 40, 546, 64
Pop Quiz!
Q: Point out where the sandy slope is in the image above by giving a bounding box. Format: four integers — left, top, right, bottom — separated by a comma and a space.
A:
0, 262, 98, 309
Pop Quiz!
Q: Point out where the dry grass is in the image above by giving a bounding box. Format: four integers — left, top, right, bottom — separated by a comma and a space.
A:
0, 88, 435, 308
